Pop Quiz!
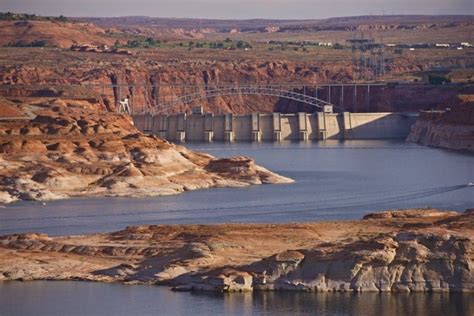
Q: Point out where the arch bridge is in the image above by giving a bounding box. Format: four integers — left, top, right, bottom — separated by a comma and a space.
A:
135, 85, 337, 115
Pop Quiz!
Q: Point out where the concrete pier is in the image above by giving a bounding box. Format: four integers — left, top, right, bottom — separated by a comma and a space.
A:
298, 112, 309, 141
133, 112, 418, 142
251, 113, 261, 142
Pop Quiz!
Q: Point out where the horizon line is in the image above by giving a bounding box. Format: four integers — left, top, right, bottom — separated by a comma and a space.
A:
3, 12, 474, 21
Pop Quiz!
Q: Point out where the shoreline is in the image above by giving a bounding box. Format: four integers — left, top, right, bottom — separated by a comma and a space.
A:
1, 209, 472, 293
1, 279, 474, 294
0, 100, 293, 205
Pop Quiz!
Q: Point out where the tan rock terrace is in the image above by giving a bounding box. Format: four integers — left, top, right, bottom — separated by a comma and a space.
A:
0, 209, 472, 293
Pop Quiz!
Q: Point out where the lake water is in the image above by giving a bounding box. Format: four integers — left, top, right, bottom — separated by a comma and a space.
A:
0, 140, 473, 315
0, 281, 472, 316
0, 140, 472, 236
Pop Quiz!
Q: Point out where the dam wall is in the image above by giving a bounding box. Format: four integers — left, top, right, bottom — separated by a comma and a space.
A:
132, 112, 418, 142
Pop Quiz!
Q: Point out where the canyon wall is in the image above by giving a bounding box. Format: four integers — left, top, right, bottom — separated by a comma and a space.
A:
407, 102, 474, 152
1, 50, 472, 115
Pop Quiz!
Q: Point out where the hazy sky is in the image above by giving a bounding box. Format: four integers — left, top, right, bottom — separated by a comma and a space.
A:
1, 0, 473, 19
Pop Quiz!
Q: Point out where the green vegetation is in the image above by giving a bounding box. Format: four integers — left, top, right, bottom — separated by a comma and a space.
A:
235, 40, 252, 49
181, 39, 252, 50
264, 40, 342, 53
210, 42, 225, 49
5, 40, 52, 48
428, 74, 451, 85
0, 12, 36, 20
0, 12, 68, 22
122, 37, 162, 48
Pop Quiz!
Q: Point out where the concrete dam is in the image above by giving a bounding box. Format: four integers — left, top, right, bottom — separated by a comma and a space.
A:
132, 112, 418, 142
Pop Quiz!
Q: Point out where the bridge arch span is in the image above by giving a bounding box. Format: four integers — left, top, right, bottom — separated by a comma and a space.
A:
140, 85, 336, 115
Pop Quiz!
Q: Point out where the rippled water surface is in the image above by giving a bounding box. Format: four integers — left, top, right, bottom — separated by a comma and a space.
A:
0, 140, 473, 236
0, 140, 473, 315
0, 281, 472, 316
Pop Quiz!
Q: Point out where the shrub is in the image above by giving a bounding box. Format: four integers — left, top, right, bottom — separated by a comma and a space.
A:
129, 40, 141, 48
5, 40, 49, 47
428, 74, 451, 85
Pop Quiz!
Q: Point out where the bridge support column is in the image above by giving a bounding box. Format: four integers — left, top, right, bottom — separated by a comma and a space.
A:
143, 114, 153, 132
204, 114, 214, 142
157, 131, 168, 139
252, 113, 261, 142
176, 113, 186, 142
273, 131, 282, 141
156, 115, 169, 139
300, 131, 309, 141
225, 131, 234, 142
273, 113, 282, 141
132, 114, 144, 131
252, 131, 261, 142
151, 114, 158, 134
298, 112, 309, 141
204, 131, 214, 142
343, 112, 352, 139
317, 112, 327, 140
176, 131, 185, 142
224, 114, 234, 142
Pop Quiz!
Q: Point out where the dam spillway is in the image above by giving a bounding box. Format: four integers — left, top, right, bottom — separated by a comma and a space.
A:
132, 112, 418, 142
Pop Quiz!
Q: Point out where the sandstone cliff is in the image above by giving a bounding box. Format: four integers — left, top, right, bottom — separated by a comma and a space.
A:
0, 209, 472, 293
407, 100, 474, 152
1, 48, 472, 115
0, 98, 292, 204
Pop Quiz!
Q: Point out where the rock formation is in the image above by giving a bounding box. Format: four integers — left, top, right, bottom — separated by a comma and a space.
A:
1, 46, 472, 115
0, 98, 292, 204
407, 99, 474, 152
0, 209, 472, 292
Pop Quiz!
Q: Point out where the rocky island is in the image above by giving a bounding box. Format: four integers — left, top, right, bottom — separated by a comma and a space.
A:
0, 97, 292, 204
0, 209, 472, 292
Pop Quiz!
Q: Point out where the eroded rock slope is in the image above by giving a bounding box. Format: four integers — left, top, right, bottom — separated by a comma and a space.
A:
407, 99, 474, 152
0, 98, 292, 203
0, 209, 472, 293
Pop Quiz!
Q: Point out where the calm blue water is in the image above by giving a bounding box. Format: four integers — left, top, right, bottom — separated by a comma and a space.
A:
0, 140, 473, 315
0, 140, 472, 236
0, 281, 472, 316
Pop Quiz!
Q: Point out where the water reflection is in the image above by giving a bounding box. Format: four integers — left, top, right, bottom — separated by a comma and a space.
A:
1, 281, 471, 316
255, 291, 472, 316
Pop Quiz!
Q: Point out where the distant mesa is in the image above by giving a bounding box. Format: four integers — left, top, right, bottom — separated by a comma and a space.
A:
0, 19, 114, 48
